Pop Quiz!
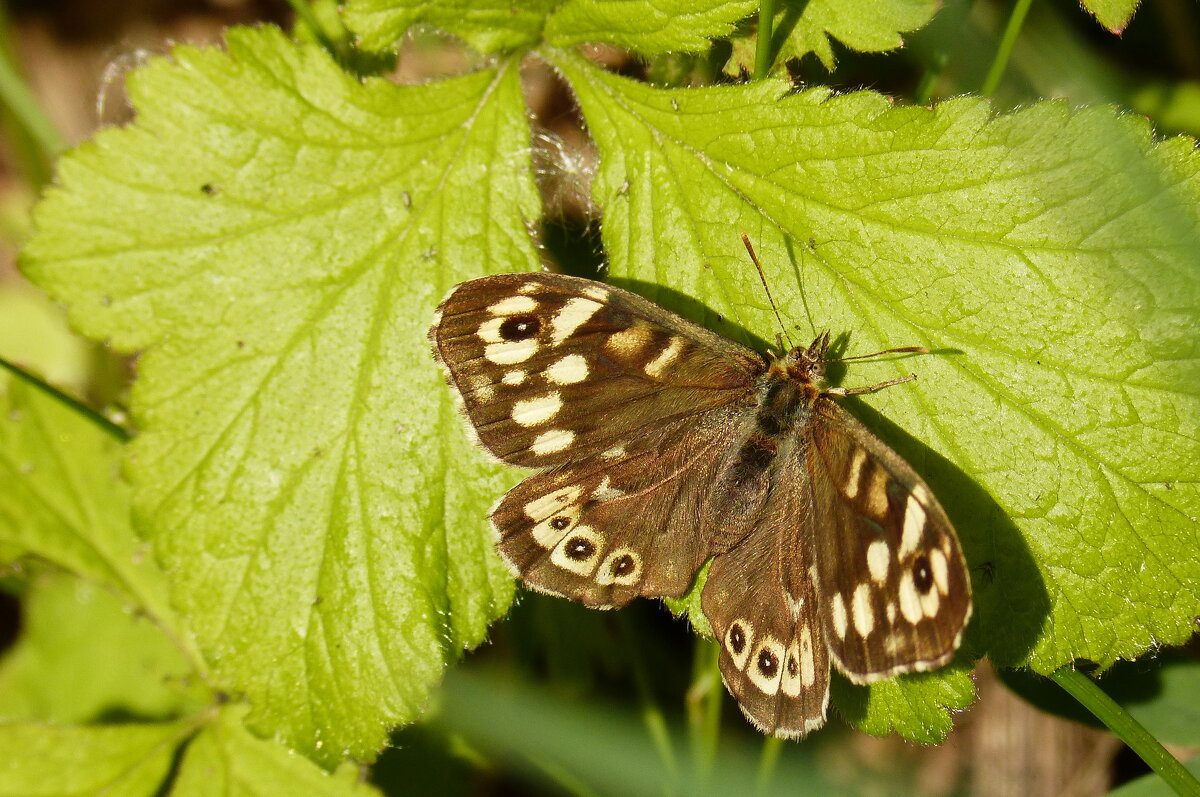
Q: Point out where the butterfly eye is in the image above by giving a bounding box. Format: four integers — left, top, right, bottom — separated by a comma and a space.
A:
499, 314, 539, 341
912, 555, 934, 593
757, 648, 779, 679
564, 536, 596, 560
729, 622, 747, 654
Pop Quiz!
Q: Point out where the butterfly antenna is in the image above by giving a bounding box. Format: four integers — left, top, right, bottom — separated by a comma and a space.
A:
740, 233, 794, 350
832, 345, 930, 362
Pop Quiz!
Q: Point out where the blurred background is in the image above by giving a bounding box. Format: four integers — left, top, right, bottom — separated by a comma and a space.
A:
0, 1, 1197, 794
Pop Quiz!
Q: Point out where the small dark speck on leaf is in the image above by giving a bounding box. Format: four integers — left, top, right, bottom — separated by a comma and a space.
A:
201, 183, 218, 195
236, 340, 245, 348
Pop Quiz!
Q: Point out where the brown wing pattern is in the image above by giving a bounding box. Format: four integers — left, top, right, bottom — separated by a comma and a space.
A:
492, 403, 754, 607
430, 273, 764, 468
808, 399, 972, 682
701, 448, 831, 738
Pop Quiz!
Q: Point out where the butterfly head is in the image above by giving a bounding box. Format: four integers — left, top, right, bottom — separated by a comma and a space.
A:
777, 331, 832, 387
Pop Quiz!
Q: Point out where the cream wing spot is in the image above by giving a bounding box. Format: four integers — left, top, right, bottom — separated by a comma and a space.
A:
798, 625, 817, 687
601, 444, 627, 460
487, 295, 537, 315
517, 281, 540, 294
866, 539, 890, 583
531, 507, 581, 548
930, 548, 950, 594
900, 491, 928, 557
920, 584, 941, 618
852, 583, 875, 637
844, 447, 867, 499
477, 317, 505, 343
866, 466, 890, 519
644, 336, 686, 377
546, 354, 589, 385
530, 429, 575, 455
485, 338, 538, 365
511, 393, 563, 427
605, 323, 653, 357
592, 475, 625, 502
898, 572, 923, 624
502, 369, 527, 386
582, 284, 610, 301
524, 485, 582, 521
550, 297, 603, 343
781, 640, 803, 697
830, 593, 848, 639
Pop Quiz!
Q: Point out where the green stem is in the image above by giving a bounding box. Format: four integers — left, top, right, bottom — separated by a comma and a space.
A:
0, 33, 64, 178
617, 614, 679, 786
285, 0, 342, 61
1051, 666, 1200, 797
686, 637, 723, 785
980, 0, 1034, 97
0, 357, 130, 442
755, 735, 783, 795
754, 0, 777, 80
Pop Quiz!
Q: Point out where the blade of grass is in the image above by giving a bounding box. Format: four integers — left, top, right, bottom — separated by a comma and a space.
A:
1051, 666, 1200, 797
686, 637, 722, 786
616, 613, 679, 788
0, 356, 129, 442
980, 0, 1035, 96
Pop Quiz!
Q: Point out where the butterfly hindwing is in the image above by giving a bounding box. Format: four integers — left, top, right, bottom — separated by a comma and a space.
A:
430, 273, 764, 467
491, 405, 750, 607
702, 447, 831, 739
808, 400, 972, 682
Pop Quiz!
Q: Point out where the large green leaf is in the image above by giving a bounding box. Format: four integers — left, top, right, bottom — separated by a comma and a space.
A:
22, 26, 538, 765
0, 573, 201, 724
0, 374, 176, 631
550, 50, 1200, 732
345, 0, 755, 56
0, 720, 194, 797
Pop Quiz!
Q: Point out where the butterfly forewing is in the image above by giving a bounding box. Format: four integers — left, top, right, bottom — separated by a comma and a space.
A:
808, 401, 972, 682
430, 273, 763, 467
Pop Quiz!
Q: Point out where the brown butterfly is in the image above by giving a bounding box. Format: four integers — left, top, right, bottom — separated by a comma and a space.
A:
429, 270, 971, 737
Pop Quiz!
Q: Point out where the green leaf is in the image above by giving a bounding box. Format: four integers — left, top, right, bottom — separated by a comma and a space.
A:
831, 661, 976, 741
0, 719, 195, 797
173, 705, 381, 796
730, 0, 938, 74
344, 0, 559, 53
22, 26, 539, 765
0, 572, 203, 724
1082, 0, 1140, 34
545, 0, 756, 54
550, 52, 1200, 722
0, 374, 176, 631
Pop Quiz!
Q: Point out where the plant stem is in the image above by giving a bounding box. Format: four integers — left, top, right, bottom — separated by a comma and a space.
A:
754, 0, 776, 80
686, 637, 722, 786
980, 0, 1033, 97
1051, 666, 1200, 797
0, 357, 130, 442
617, 613, 678, 786
755, 735, 783, 795
0, 31, 64, 181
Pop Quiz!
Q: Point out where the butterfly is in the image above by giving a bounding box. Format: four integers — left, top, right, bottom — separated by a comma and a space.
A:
428, 270, 971, 738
